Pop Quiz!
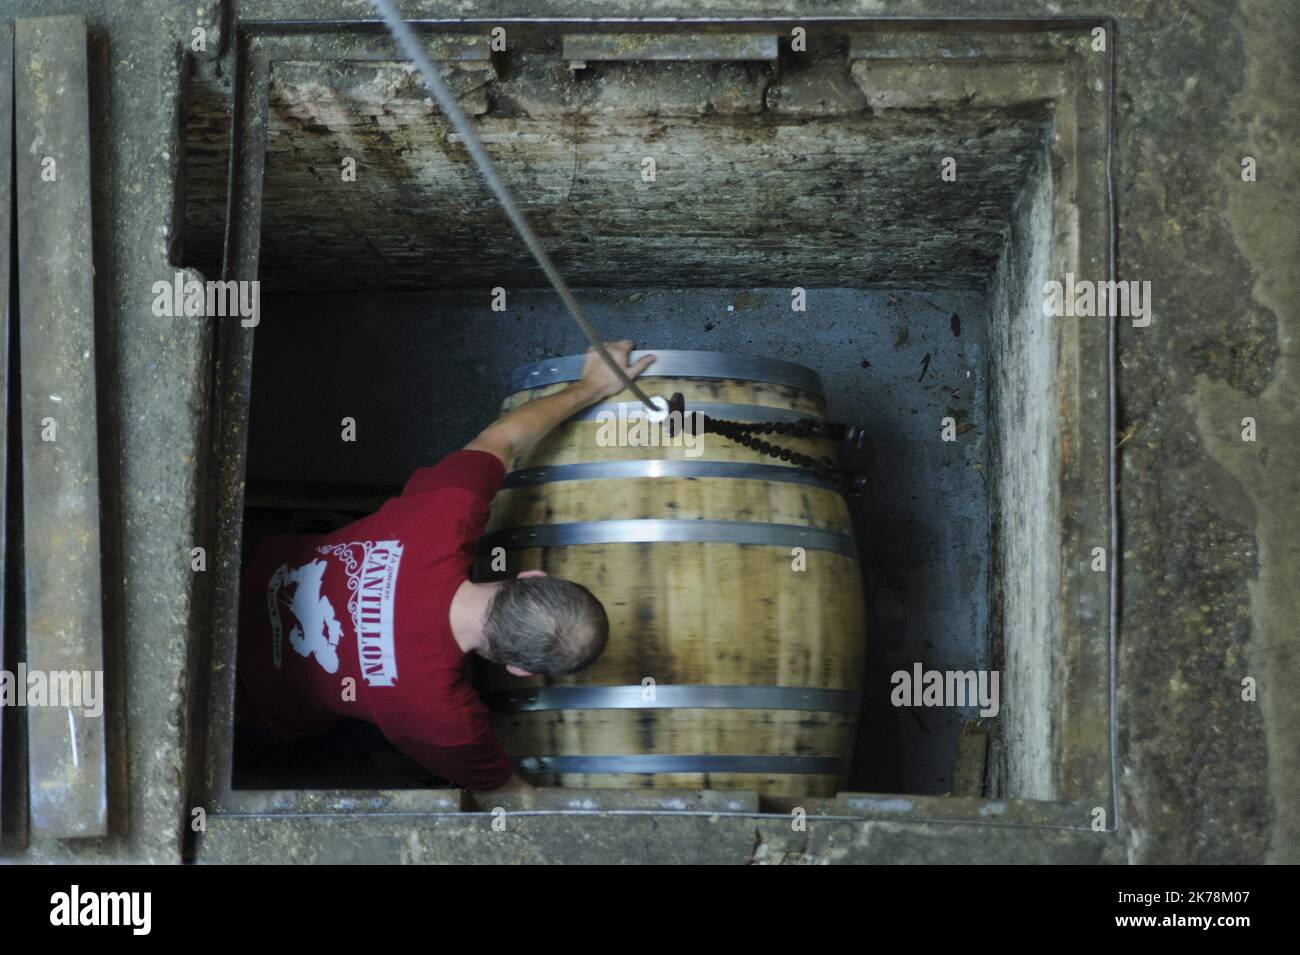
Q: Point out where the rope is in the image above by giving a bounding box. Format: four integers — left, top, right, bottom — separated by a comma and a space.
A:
370, 0, 658, 411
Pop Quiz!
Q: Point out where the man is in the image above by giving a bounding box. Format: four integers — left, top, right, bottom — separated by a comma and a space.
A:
237, 341, 656, 795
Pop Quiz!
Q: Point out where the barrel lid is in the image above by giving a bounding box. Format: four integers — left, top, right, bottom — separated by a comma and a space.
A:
507, 349, 825, 398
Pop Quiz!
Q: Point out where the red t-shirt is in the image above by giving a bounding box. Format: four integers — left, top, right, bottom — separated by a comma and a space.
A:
237, 449, 512, 792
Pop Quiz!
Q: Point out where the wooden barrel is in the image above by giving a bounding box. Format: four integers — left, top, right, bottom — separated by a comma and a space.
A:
478, 350, 865, 797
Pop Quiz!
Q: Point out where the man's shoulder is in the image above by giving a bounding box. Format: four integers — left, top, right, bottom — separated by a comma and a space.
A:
402, 449, 506, 500
242, 532, 309, 575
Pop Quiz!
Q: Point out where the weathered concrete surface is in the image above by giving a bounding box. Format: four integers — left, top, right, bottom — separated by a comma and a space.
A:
14, 14, 109, 838
1, 0, 210, 862
1105, 0, 1295, 864
198, 811, 1121, 864
988, 148, 1058, 801
0, 0, 1293, 863
1210, 1, 1300, 864
183, 54, 1045, 290
1174, 0, 1299, 864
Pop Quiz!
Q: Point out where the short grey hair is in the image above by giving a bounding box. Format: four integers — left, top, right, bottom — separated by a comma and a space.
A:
483, 577, 609, 675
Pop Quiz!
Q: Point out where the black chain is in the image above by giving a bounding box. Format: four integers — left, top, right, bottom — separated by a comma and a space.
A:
699, 416, 836, 475
698, 417, 868, 496
664, 394, 867, 494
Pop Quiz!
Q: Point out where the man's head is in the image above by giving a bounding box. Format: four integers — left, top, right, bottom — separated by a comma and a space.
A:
482, 570, 608, 677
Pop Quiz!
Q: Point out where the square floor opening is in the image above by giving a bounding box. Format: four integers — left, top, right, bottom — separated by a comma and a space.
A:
184, 20, 1115, 820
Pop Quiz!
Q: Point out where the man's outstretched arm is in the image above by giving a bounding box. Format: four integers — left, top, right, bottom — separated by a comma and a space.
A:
465, 340, 656, 467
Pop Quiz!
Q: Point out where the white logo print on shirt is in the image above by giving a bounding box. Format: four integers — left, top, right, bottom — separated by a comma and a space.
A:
266, 540, 405, 685
266, 559, 345, 673
317, 540, 404, 687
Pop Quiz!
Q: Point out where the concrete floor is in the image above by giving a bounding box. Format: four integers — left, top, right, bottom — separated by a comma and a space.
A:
247, 285, 989, 794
